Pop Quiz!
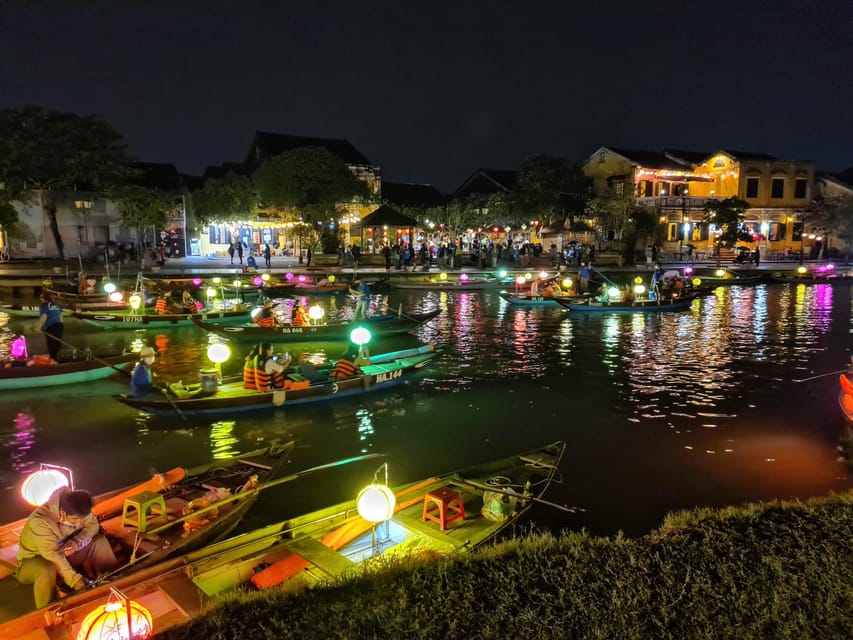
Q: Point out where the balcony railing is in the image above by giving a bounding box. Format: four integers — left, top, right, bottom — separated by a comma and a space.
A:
636, 196, 724, 209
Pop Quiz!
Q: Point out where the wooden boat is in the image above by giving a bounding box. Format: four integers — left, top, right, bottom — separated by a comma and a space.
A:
0, 352, 137, 390
291, 282, 350, 295
768, 269, 853, 284
70, 307, 251, 329
387, 275, 512, 290
0, 441, 565, 638
555, 294, 695, 313
693, 273, 765, 286
191, 308, 441, 342
0, 303, 44, 318
498, 292, 589, 307
839, 373, 853, 423
116, 345, 441, 415
0, 442, 294, 627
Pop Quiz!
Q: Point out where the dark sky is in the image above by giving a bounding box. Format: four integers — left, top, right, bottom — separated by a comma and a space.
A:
2, 0, 851, 192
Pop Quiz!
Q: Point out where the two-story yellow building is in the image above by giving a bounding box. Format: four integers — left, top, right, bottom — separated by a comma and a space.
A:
584, 146, 816, 260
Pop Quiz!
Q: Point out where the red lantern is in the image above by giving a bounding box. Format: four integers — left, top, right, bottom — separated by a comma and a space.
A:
77, 589, 153, 640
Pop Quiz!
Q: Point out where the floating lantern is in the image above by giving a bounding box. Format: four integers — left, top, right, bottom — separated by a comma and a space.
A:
634, 276, 643, 284
328, 275, 336, 283
192, 277, 203, 287
459, 273, 468, 282
109, 292, 124, 303
261, 272, 271, 282
562, 278, 573, 288
308, 305, 325, 323
21, 465, 72, 507
129, 294, 142, 311
207, 343, 231, 365
11, 336, 28, 359
357, 484, 396, 523
439, 272, 448, 281
350, 327, 371, 346
77, 588, 153, 640
285, 272, 294, 282
103, 282, 116, 294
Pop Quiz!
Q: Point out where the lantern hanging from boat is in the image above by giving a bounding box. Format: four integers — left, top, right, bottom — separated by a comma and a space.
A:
350, 327, 371, 346
328, 275, 336, 283
634, 276, 643, 285
21, 464, 73, 506
11, 336, 28, 359
356, 462, 395, 524
498, 269, 507, 279
715, 269, 725, 277
261, 272, 271, 282
253, 276, 263, 286
515, 276, 525, 285
128, 294, 142, 311
562, 278, 573, 289
308, 305, 324, 324
207, 343, 231, 365
206, 287, 217, 300
212, 277, 221, 284
797, 266, 807, 274
232, 280, 242, 289
192, 277, 203, 287
692, 277, 702, 286
459, 273, 468, 283
538, 271, 548, 280
76, 588, 153, 640
109, 292, 124, 303
103, 282, 116, 294
634, 284, 646, 296
285, 272, 294, 282
439, 272, 448, 281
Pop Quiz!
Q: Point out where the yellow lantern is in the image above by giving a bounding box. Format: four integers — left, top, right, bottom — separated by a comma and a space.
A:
212, 276, 221, 284
524, 272, 532, 280
232, 279, 242, 289
206, 287, 217, 299
562, 278, 573, 288
21, 466, 71, 507
328, 274, 336, 283
439, 272, 448, 281
715, 269, 725, 277
261, 272, 270, 282
634, 276, 643, 284
357, 484, 396, 523
129, 293, 142, 311
692, 277, 702, 286
77, 589, 153, 640
797, 266, 807, 274
308, 305, 325, 324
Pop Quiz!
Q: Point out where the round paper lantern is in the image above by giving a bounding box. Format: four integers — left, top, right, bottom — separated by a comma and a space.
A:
128, 294, 142, 310
538, 271, 548, 280
498, 269, 507, 278
285, 272, 294, 282
459, 273, 468, 282
308, 305, 324, 320
692, 277, 702, 286
207, 343, 231, 364
109, 292, 124, 303
797, 266, 807, 274
206, 287, 217, 299
328, 275, 336, 283
683, 266, 693, 275
252, 276, 263, 286
232, 279, 242, 289
715, 269, 725, 277
103, 282, 116, 294
634, 276, 643, 284
77, 598, 153, 640
356, 484, 396, 523
261, 272, 271, 282
439, 272, 448, 281
212, 277, 221, 284
350, 327, 371, 346
192, 277, 203, 286
298, 275, 306, 283
21, 469, 70, 506
562, 278, 573, 289
515, 276, 525, 285
11, 336, 28, 359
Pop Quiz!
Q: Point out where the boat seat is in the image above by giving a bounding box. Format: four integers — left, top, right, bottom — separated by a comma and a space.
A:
422, 487, 465, 531
121, 491, 168, 533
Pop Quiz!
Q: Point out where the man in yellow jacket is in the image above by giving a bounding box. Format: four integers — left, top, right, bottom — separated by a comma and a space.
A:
16, 488, 118, 608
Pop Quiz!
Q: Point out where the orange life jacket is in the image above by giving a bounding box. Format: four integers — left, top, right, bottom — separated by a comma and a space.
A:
254, 314, 275, 328
243, 356, 258, 389
292, 308, 310, 326
154, 298, 168, 314
255, 358, 284, 392
329, 358, 361, 380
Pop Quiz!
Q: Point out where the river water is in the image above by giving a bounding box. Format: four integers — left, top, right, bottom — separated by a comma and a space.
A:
0, 282, 850, 538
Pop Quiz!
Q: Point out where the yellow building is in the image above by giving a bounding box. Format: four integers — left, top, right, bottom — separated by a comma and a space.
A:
583, 146, 816, 260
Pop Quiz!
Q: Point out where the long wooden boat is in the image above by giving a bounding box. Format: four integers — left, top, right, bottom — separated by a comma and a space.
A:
693, 274, 765, 286
499, 292, 589, 307
116, 345, 441, 415
0, 442, 294, 627
388, 276, 512, 290
0, 441, 565, 638
839, 373, 853, 423
191, 308, 441, 342
555, 294, 696, 313
768, 271, 853, 285
0, 352, 137, 390
70, 307, 251, 329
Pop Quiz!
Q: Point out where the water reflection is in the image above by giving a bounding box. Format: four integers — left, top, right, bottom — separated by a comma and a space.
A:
209, 420, 240, 459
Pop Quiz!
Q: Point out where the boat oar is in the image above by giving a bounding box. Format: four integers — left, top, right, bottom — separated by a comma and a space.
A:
793, 369, 848, 383
46, 335, 133, 377
144, 452, 385, 537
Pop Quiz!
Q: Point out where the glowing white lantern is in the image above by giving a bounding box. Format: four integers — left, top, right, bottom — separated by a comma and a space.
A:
207, 343, 231, 364
350, 327, 371, 346
21, 468, 70, 506
308, 305, 325, 321
109, 292, 124, 303
562, 278, 573, 288
129, 294, 142, 310
206, 287, 217, 299
103, 282, 116, 294
77, 591, 153, 640
356, 484, 396, 523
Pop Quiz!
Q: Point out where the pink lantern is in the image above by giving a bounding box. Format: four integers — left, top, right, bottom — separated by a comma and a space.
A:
298, 275, 307, 283
253, 276, 263, 286
285, 272, 294, 282
11, 336, 27, 359
459, 273, 469, 282
192, 277, 203, 286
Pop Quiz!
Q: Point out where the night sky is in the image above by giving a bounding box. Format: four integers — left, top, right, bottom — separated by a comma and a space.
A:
2, 0, 851, 192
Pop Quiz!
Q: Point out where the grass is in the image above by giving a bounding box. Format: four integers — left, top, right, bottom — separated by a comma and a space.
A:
156, 492, 853, 639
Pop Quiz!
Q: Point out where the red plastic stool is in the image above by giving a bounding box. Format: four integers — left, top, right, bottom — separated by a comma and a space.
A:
422, 487, 465, 530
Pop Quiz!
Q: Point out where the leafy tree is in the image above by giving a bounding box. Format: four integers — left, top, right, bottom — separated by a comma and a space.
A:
702, 197, 751, 266
803, 193, 853, 260
428, 198, 486, 245
189, 174, 257, 225
0, 105, 133, 259
109, 184, 179, 241
514, 155, 589, 226
252, 147, 368, 261
585, 182, 637, 261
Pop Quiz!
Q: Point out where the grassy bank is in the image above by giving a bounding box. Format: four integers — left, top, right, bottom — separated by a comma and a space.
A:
158, 492, 853, 640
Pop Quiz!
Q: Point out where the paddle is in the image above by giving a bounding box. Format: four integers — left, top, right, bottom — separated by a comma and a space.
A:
143, 452, 385, 537
793, 369, 848, 383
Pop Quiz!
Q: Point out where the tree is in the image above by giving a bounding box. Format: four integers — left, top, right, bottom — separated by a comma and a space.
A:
427, 198, 485, 245
702, 197, 751, 266
189, 174, 256, 225
109, 184, 178, 243
0, 105, 133, 259
585, 181, 637, 261
252, 147, 369, 262
803, 193, 853, 260
514, 155, 589, 226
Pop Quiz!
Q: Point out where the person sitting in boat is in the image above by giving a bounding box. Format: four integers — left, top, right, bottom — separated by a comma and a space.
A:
255, 343, 290, 392
16, 487, 119, 608
130, 346, 158, 397
291, 301, 310, 327
253, 301, 277, 328
329, 345, 369, 380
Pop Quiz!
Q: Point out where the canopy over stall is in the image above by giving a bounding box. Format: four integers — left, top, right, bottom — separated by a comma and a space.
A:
351, 205, 419, 253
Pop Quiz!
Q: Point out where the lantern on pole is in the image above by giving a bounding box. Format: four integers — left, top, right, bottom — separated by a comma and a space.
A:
76, 587, 153, 640
21, 464, 73, 507
207, 342, 231, 381
356, 462, 396, 550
